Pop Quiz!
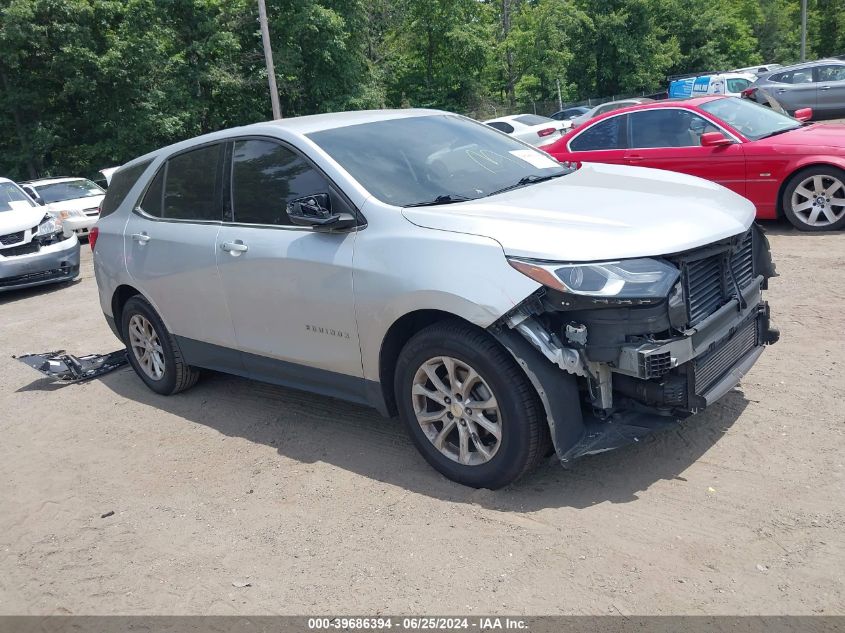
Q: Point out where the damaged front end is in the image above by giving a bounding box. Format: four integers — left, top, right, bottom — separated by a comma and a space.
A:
491, 224, 779, 461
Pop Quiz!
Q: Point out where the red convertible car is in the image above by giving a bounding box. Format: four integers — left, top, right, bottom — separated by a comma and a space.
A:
542, 96, 845, 231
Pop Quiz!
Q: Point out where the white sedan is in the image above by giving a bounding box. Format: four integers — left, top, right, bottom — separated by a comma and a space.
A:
21, 177, 106, 238
483, 114, 570, 147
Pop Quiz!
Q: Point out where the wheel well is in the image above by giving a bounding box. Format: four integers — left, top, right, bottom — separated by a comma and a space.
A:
378, 309, 471, 416
111, 284, 141, 338
776, 163, 845, 218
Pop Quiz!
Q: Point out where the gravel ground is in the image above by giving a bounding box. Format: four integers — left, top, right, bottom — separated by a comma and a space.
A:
0, 221, 843, 615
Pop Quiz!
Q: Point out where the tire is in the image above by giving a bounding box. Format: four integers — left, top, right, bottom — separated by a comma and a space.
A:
782, 166, 845, 231
121, 296, 200, 395
394, 320, 549, 489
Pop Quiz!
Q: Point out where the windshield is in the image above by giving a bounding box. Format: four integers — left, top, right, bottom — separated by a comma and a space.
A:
0, 182, 36, 212
308, 114, 565, 207
34, 179, 104, 204
699, 97, 801, 140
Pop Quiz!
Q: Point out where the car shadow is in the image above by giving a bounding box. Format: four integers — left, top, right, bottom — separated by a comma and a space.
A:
88, 366, 748, 511
0, 278, 81, 306
757, 219, 844, 237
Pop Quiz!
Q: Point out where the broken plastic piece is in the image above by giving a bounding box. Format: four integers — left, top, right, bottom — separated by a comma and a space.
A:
15, 349, 128, 382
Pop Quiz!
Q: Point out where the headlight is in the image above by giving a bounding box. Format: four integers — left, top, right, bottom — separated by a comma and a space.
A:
508, 257, 680, 299
36, 216, 62, 236
56, 209, 84, 219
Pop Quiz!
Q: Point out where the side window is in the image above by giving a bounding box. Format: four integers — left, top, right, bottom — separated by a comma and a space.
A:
629, 110, 715, 149
231, 139, 328, 226
487, 122, 515, 134
817, 65, 845, 82
162, 144, 222, 221
100, 160, 152, 218
570, 115, 627, 151
726, 78, 751, 93
775, 69, 814, 84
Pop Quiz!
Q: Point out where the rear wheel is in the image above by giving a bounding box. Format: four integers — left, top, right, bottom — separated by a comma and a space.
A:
782, 166, 845, 231
394, 320, 548, 489
121, 296, 199, 395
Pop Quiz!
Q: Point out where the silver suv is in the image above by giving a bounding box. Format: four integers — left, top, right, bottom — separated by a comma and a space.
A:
748, 59, 845, 117
93, 110, 778, 488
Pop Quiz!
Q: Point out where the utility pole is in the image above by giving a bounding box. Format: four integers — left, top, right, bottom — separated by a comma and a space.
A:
556, 78, 563, 110
800, 0, 807, 62
258, 0, 282, 119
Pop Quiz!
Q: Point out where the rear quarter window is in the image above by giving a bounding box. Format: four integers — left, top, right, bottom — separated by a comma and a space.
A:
487, 121, 515, 134
100, 160, 153, 218
570, 115, 628, 151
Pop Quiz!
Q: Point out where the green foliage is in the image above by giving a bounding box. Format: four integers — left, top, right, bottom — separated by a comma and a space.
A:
0, 0, 840, 179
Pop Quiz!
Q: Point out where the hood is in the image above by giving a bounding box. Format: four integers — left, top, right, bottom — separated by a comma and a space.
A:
45, 194, 104, 214
0, 203, 46, 235
754, 123, 845, 149
402, 162, 754, 261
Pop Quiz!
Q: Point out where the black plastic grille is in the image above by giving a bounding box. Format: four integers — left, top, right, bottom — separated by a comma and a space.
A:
640, 350, 672, 379
681, 229, 755, 326
0, 231, 25, 246
0, 241, 40, 257
694, 317, 759, 395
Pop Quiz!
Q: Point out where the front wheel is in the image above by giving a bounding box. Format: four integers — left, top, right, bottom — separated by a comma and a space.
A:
394, 320, 548, 489
782, 167, 845, 231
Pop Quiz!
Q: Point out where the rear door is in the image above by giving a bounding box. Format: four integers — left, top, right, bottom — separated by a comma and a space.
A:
622, 109, 746, 197
124, 142, 238, 357
815, 64, 845, 117
215, 137, 364, 400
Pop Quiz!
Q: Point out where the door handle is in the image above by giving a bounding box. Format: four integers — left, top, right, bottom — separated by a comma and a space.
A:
776, 89, 786, 93
820, 86, 831, 91
132, 232, 150, 244
627, 155, 645, 162
221, 240, 248, 254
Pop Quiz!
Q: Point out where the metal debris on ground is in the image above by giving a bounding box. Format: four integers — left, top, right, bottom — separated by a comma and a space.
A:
14, 349, 128, 382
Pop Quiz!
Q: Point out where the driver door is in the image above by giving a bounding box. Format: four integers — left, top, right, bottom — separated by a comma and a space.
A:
622, 109, 746, 197
215, 138, 365, 401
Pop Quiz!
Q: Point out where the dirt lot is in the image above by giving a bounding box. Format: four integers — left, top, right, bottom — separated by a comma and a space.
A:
0, 222, 843, 616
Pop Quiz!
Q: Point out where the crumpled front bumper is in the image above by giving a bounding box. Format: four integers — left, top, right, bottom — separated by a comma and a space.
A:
0, 236, 80, 292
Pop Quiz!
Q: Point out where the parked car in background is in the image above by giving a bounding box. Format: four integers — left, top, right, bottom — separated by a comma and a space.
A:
668, 72, 756, 99
549, 106, 590, 122
21, 177, 106, 238
543, 96, 845, 231
483, 114, 569, 147
0, 177, 80, 292
743, 59, 845, 118
92, 109, 777, 488
569, 98, 654, 128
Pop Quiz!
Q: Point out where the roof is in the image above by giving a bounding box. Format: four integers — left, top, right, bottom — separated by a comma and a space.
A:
122, 108, 447, 171
23, 177, 89, 187
759, 58, 844, 76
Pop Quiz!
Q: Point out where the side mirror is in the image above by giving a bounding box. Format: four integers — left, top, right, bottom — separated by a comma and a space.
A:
287, 193, 356, 231
700, 131, 733, 147
794, 108, 813, 122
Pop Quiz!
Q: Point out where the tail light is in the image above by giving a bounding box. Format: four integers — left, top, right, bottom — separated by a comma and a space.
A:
89, 226, 99, 250
537, 127, 556, 138
741, 87, 756, 99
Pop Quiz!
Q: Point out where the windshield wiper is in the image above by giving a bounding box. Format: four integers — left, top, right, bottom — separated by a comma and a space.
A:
404, 194, 475, 208
757, 126, 801, 139
485, 172, 566, 198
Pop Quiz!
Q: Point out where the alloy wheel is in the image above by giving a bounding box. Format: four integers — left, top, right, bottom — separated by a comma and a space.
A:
411, 356, 502, 466
790, 174, 845, 228
128, 314, 165, 380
